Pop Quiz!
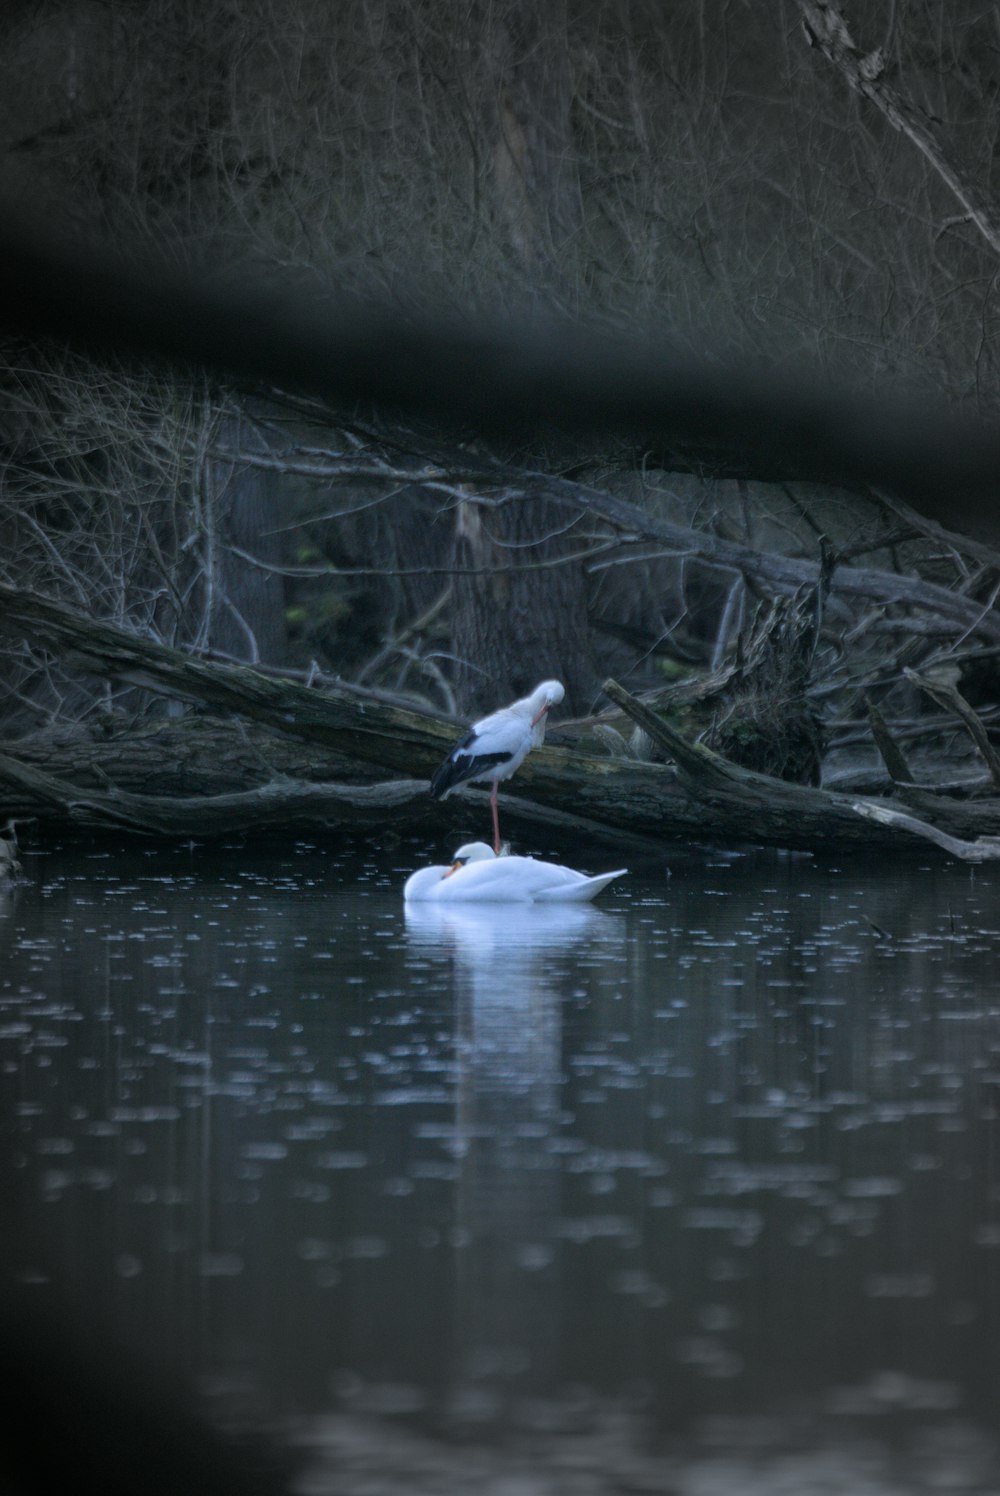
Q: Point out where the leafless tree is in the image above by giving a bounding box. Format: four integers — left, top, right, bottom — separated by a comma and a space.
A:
0, 346, 287, 728
2, 0, 1000, 733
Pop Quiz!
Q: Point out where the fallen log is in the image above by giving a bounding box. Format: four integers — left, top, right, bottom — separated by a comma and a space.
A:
14, 701, 997, 854
4, 715, 385, 800
0, 748, 431, 836
5, 585, 1000, 856
0, 582, 460, 776
0, 745, 675, 851
600, 677, 1000, 852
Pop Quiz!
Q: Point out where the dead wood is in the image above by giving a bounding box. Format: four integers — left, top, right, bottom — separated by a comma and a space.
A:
6, 716, 384, 799
702, 593, 824, 784
798, 2, 1000, 261
4, 584, 1000, 857
0, 744, 671, 853
0, 582, 460, 776
903, 668, 1000, 789
601, 677, 1000, 854
850, 800, 1000, 862
219, 437, 1000, 646
865, 698, 914, 784
0, 748, 431, 836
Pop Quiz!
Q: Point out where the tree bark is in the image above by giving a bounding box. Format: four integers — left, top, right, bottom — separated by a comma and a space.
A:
450, 493, 596, 716
486, 0, 579, 283
6, 715, 383, 798
204, 401, 287, 665
448, 3, 594, 716
0, 747, 429, 838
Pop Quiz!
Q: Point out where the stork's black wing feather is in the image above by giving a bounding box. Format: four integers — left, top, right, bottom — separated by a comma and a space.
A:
429, 731, 513, 799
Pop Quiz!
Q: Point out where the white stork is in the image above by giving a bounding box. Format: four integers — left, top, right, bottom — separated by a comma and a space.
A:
429, 680, 565, 853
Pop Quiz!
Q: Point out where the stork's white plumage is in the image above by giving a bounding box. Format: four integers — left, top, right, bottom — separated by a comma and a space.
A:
404, 841, 626, 903
429, 680, 565, 853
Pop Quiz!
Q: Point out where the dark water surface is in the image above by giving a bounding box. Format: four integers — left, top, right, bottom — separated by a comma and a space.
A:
3, 834, 1000, 1492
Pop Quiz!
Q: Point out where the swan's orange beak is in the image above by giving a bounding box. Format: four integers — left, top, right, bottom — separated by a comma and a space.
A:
442, 860, 463, 879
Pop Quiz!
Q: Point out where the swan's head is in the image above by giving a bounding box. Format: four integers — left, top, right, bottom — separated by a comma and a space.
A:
443, 841, 496, 877
527, 679, 565, 727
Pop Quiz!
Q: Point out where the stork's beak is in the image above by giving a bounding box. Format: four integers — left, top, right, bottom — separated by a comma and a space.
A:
531, 703, 550, 727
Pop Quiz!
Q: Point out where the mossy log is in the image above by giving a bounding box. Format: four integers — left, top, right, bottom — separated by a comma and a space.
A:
0, 583, 461, 775
0, 747, 431, 837
597, 679, 1000, 859
3, 584, 1000, 857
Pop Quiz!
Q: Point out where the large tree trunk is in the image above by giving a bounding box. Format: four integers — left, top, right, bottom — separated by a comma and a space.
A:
450, 493, 596, 716
487, 0, 579, 286
204, 401, 287, 665
449, 3, 594, 716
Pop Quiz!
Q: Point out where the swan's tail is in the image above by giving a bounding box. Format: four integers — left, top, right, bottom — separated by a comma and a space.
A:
534, 869, 627, 903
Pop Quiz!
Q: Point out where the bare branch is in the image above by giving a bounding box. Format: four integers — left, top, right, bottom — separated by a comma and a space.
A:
851, 800, 1000, 861
904, 667, 1000, 789
4, 219, 1000, 511
798, 1, 1000, 259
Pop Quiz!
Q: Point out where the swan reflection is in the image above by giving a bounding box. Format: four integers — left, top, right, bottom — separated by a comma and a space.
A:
404, 898, 613, 950
405, 893, 627, 1416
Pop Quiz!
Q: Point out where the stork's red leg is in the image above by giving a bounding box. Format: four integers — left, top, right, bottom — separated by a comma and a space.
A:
490, 782, 501, 855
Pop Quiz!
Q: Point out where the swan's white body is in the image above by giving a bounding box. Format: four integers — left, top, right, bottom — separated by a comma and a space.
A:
429, 680, 565, 853
404, 841, 626, 904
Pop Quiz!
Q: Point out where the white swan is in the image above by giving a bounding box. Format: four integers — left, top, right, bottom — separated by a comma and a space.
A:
403, 841, 626, 904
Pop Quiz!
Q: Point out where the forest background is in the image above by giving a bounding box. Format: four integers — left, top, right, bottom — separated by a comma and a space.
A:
2, 0, 1000, 852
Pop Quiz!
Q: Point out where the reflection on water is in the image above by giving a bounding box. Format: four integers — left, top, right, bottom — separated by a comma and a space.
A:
2, 838, 1000, 1490
407, 901, 623, 1416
